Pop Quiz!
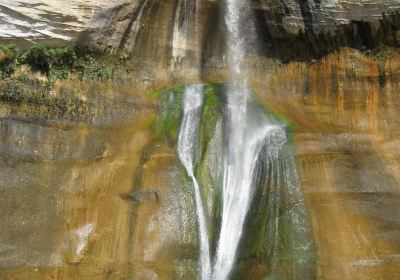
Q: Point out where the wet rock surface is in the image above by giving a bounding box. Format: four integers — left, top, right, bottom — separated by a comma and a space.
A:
0, 1, 400, 280
0, 49, 399, 279
259, 49, 400, 279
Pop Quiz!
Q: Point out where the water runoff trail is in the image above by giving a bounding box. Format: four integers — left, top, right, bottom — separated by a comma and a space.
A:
177, 0, 311, 279
177, 84, 212, 280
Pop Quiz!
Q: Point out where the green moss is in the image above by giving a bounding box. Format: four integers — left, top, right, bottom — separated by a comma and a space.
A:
200, 84, 223, 157
0, 45, 17, 76
151, 85, 185, 142
151, 84, 224, 251
150, 83, 225, 147
149, 84, 185, 99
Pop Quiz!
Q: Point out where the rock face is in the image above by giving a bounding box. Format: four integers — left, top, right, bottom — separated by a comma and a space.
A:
259, 0, 400, 33
76, 0, 400, 80
1, 1, 400, 280
1, 49, 400, 280
0, 0, 129, 45
2, 1, 399, 64
78, 1, 400, 53
262, 49, 400, 279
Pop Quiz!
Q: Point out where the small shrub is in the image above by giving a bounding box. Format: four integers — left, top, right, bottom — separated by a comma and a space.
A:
49, 66, 70, 81
20, 45, 77, 75
0, 78, 23, 102
368, 44, 400, 60
75, 55, 112, 81
0, 45, 17, 75
0, 44, 113, 83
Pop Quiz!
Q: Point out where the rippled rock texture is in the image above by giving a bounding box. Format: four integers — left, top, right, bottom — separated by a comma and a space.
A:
75, 0, 400, 83
0, 0, 128, 44
2, 1, 399, 76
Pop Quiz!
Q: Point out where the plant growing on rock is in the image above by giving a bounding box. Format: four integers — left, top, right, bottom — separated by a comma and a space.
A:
0, 43, 114, 83
74, 55, 112, 81
20, 45, 76, 72
0, 45, 17, 76
19, 45, 77, 79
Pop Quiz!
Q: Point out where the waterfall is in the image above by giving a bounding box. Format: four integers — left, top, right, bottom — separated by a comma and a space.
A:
177, 83, 283, 280
177, 84, 211, 280
213, 0, 288, 279
176, 1, 312, 279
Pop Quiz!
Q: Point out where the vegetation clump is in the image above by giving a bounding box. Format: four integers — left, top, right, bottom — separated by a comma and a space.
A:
0, 45, 17, 77
19, 45, 76, 74
0, 44, 113, 83
365, 44, 400, 60
75, 55, 112, 81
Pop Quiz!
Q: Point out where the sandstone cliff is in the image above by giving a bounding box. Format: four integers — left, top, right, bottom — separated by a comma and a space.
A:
1, 1, 400, 280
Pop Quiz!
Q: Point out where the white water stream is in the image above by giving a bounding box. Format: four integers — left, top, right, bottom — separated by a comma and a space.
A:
177, 0, 299, 279
212, 0, 287, 278
177, 84, 211, 280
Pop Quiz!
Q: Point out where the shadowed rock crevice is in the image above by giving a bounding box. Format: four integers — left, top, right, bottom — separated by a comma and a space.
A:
254, 10, 400, 62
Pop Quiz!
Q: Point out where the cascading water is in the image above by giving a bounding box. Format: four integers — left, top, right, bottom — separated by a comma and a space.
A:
177, 84, 211, 280
176, 0, 313, 279
177, 91, 291, 280
212, 0, 287, 278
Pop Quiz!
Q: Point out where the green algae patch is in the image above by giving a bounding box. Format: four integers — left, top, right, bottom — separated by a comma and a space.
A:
150, 83, 224, 146
151, 85, 185, 142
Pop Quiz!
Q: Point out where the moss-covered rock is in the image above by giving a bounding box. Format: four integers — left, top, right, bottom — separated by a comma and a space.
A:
151, 83, 224, 145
